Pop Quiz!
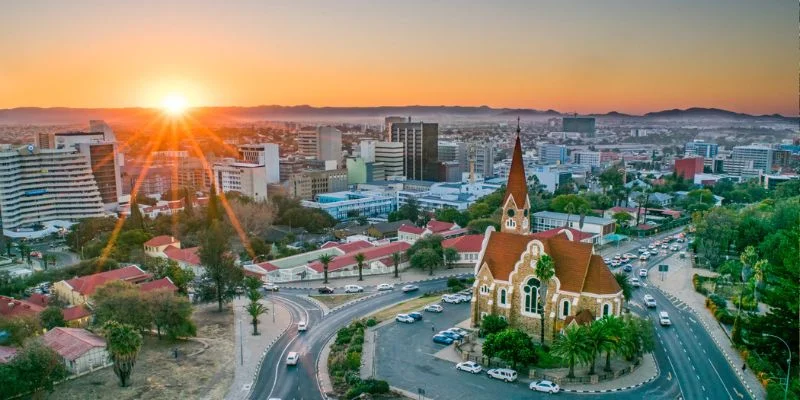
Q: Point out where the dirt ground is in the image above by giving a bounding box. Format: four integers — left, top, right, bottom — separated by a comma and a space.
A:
309, 293, 367, 309
50, 303, 234, 400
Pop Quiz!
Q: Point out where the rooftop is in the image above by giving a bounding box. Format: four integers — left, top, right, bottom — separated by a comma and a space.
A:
63, 265, 151, 297
533, 211, 614, 226
42, 327, 106, 361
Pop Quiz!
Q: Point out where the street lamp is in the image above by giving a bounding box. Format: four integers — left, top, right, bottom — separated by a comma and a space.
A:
762, 333, 791, 400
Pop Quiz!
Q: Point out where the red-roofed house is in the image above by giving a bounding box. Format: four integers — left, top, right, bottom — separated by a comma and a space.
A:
0, 295, 45, 318
399, 220, 466, 244
53, 265, 152, 305
144, 236, 204, 276
531, 227, 596, 244
62, 305, 92, 327
139, 277, 178, 293
443, 235, 485, 265
305, 241, 411, 278
426, 219, 459, 234
398, 224, 425, 243
42, 327, 110, 374
144, 235, 181, 255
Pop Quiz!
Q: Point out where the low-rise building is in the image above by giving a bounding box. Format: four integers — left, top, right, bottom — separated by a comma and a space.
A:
144, 235, 203, 276
532, 211, 615, 245
42, 327, 110, 375
52, 265, 174, 305
302, 191, 396, 221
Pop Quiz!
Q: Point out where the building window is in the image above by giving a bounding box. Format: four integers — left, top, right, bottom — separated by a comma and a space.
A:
561, 300, 570, 317
602, 303, 611, 317
505, 219, 516, 228
522, 277, 541, 314
499, 289, 507, 305
480, 285, 490, 295
507, 209, 515, 217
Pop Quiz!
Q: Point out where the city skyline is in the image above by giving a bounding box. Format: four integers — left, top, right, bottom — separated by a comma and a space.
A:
1, 0, 797, 116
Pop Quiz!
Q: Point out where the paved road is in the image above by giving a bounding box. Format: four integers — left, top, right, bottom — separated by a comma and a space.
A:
249, 277, 455, 400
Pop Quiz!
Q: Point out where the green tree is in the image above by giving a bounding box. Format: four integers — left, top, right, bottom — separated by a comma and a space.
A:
467, 218, 498, 234
146, 289, 196, 339
198, 221, 244, 311
774, 179, 800, 199
483, 329, 538, 370
598, 167, 625, 193
93, 281, 152, 331
535, 254, 556, 344
243, 276, 262, 292
409, 248, 440, 276
397, 199, 420, 223
183, 187, 194, 216
550, 325, 591, 378
354, 253, 366, 281
585, 318, 611, 375
245, 289, 268, 335
597, 316, 624, 372
612, 212, 632, 229
550, 194, 591, 214
443, 247, 459, 269
0, 314, 41, 346
126, 195, 145, 231
618, 316, 655, 361
480, 314, 509, 336
40, 306, 66, 330
318, 254, 334, 284
693, 207, 738, 268
391, 252, 401, 278
0, 341, 68, 398
103, 320, 143, 387
206, 184, 222, 225
614, 272, 632, 304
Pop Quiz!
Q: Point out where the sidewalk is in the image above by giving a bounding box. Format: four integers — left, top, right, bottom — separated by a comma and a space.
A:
559, 355, 657, 393
224, 296, 293, 400
649, 253, 765, 400
280, 267, 474, 289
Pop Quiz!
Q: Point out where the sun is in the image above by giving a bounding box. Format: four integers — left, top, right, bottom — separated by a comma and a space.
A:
162, 94, 188, 115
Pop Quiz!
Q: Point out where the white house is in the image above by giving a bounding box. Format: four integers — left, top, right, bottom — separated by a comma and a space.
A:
42, 327, 110, 375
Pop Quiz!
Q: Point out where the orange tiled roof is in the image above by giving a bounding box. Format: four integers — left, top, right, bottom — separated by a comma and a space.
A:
144, 235, 179, 247
0, 295, 45, 318
63, 266, 151, 297
565, 309, 594, 326
426, 220, 456, 233
62, 305, 92, 322
582, 255, 622, 294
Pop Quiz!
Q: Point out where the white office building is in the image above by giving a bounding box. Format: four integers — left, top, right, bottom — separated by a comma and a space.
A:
572, 151, 601, 167
375, 142, 404, 178
539, 144, 568, 165
298, 126, 342, 164
212, 160, 268, 201
732, 145, 773, 173
238, 143, 280, 183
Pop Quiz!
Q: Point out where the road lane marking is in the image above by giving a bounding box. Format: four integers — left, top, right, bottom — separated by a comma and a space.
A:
707, 357, 736, 400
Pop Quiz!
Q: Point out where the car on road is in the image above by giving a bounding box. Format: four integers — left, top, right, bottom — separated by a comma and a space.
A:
638, 247, 647, 253
456, 361, 482, 374
648, 244, 656, 250
639, 255, 648, 261
529, 380, 560, 393
669, 245, 679, 251
286, 352, 299, 366
438, 330, 463, 341
611, 260, 621, 267
639, 268, 648, 277
318, 286, 335, 294
487, 368, 518, 382
623, 253, 636, 259
623, 264, 632, 272
424, 304, 444, 313
441, 294, 463, 304
643, 294, 656, 308
298, 321, 308, 331
457, 292, 472, 301
631, 278, 641, 287
408, 312, 423, 321
603, 257, 611, 263
613, 254, 621, 260
395, 314, 415, 324
263, 282, 279, 291
401, 284, 419, 293
659, 311, 672, 326
377, 283, 394, 291
344, 285, 364, 293
661, 244, 668, 249
432, 334, 454, 345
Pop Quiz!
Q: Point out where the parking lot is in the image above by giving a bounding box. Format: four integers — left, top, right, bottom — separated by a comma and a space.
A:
374, 300, 540, 399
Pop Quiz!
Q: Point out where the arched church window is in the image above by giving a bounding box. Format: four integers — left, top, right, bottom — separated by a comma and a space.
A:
522, 277, 542, 314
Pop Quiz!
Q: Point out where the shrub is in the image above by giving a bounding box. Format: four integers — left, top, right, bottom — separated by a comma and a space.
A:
365, 318, 377, 327
693, 274, 709, 295
709, 294, 727, 309
345, 379, 391, 398
731, 296, 758, 311
480, 314, 509, 337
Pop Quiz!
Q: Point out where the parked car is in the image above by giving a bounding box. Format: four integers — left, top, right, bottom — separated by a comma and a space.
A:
263, 282, 279, 291
344, 285, 364, 293
377, 283, 394, 291
661, 244, 668, 249
298, 321, 308, 331
487, 368, 518, 382
639, 255, 649, 261
318, 286, 335, 294
643, 294, 656, 308
659, 311, 672, 326
603, 257, 611, 263
432, 334, 454, 345
286, 352, 299, 366
456, 361, 482, 374
424, 304, 444, 313
623, 253, 636, 259
631, 278, 641, 287
449, 327, 469, 336
408, 312, 423, 321
395, 314, 415, 323
401, 284, 419, 293
623, 264, 633, 272
442, 294, 462, 304
639, 268, 648, 277
438, 330, 463, 341
638, 247, 647, 253
669, 245, 679, 251
529, 380, 560, 393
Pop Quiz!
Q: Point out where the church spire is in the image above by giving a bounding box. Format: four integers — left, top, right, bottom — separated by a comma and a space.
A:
501, 117, 530, 234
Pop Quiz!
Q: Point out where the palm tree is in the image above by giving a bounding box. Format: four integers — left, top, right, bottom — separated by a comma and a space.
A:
564, 202, 576, 227
550, 325, 590, 378
618, 316, 654, 362
535, 254, 556, 345
354, 253, 365, 281
391, 252, 401, 278
614, 272, 632, 305
585, 320, 608, 375
246, 300, 268, 335
318, 254, 334, 284
103, 320, 143, 387
598, 316, 624, 372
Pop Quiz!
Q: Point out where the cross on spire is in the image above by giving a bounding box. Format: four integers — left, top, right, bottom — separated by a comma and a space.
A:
516, 116, 521, 138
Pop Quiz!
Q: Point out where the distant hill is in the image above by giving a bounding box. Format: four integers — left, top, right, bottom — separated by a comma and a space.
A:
0, 105, 795, 125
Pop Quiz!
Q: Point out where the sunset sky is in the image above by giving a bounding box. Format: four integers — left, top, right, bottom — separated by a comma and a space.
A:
0, 0, 797, 115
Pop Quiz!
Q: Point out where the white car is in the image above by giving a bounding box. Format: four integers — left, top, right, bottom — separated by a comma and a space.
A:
263, 282, 279, 291
631, 278, 641, 287
456, 361, 482, 374
638, 247, 647, 253
344, 285, 364, 293
376, 283, 394, 291
449, 327, 469, 337
401, 284, 419, 293
424, 304, 444, 313
669, 245, 679, 251
530, 380, 560, 393
286, 352, 299, 366
487, 368, 517, 382
298, 321, 308, 331
643, 294, 656, 308
639, 254, 649, 261
639, 268, 648, 277
442, 294, 462, 304
623, 253, 636, 259
603, 257, 611, 263
659, 311, 672, 326
395, 314, 415, 323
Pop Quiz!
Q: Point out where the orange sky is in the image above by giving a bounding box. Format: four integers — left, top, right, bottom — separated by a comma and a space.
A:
0, 1, 797, 115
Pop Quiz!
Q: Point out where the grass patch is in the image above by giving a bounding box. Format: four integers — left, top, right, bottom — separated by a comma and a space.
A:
370, 295, 439, 323
310, 293, 367, 309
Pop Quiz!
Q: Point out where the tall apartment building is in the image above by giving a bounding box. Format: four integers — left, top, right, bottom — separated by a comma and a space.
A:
473, 145, 495, 178
375, 142, 404, 179
0, 145, 106, 230
359, 140, 377, 163
384, 116, 407, 140
388, 121, 439, 181
212, 160, 268, 201
572, 151, 601, 167
562, 116, 596, 137
732, 145, 774, 172
438, 141, 467, 163
539, 144, 568, 165
287, 169, 348, 200
685, 140, 719, 158
177, 157, 212, 190
238, 143, 280, 183
297, 126, 342, 164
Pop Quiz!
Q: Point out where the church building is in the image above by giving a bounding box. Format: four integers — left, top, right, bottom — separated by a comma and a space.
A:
470, 120, 623, 344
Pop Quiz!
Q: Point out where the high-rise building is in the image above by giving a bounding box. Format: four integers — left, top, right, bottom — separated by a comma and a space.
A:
389, 121, 439, 181
0, 144, 106, 230
438, 141, 467, 163
359, 140, 377, 163
473, 145, 495, 178
674, 157, 704, 180
177, 157, 212, 190
562, 117, 596, 137
732, 145, 774, 172
287, 169, 348, 200
375, 142, 404, 179
35, 133, 55, 149
684, 140, 719, 158
539, 144, 568, 165
238, 143, 280, 183
572, 151, 601, 167
297, 126, 342, 164
213, 160, 268, 201
384, 116, 406, 140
